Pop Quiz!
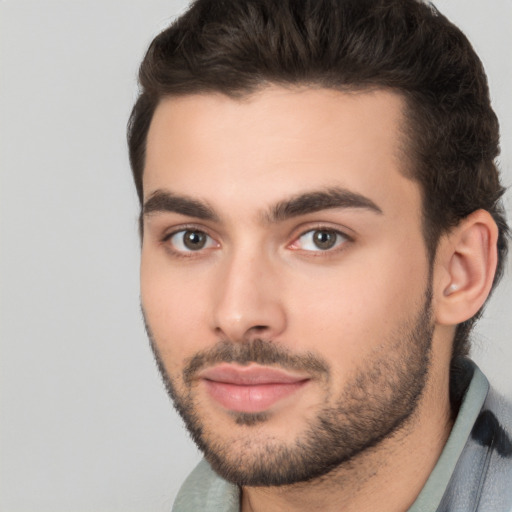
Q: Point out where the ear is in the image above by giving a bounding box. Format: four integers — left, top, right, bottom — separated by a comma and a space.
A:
434, 209, 498, 326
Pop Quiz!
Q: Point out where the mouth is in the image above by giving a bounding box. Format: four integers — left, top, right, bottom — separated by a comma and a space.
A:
198, 363, 311, 414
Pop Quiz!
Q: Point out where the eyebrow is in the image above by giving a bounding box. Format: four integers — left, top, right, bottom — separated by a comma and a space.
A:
142, 186, 382, 224
143, 190, 219, 221
266, 187, 383, 222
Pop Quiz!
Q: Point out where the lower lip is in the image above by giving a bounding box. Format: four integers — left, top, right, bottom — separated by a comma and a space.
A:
203, 380, 309, 413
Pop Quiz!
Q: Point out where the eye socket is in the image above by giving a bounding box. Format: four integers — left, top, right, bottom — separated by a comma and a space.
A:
166, 229, 217, 252
292, 228, 348, 252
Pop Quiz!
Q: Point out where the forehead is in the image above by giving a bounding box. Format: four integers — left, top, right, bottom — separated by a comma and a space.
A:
144, 86, 421, 223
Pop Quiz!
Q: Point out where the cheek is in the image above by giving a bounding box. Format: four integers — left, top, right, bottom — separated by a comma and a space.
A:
284, 241, 429, 364
140, 256, 211, 369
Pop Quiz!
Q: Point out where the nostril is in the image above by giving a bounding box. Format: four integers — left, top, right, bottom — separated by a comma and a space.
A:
252, 325, 269, 332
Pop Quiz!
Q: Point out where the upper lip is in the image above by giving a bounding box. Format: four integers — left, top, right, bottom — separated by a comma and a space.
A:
198, 363, 310, 385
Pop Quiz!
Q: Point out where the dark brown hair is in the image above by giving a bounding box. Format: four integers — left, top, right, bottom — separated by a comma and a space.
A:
128, 0, 508, 359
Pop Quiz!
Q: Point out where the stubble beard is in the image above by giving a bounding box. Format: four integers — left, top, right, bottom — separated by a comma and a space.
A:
144, 287, 434, 487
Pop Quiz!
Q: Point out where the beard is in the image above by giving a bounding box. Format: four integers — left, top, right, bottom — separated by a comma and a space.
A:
144, 284, 433, 487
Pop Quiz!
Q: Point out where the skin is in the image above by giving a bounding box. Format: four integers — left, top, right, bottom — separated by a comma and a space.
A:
140, 86, 495, 511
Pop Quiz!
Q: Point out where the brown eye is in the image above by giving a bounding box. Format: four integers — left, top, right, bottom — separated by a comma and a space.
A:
167, 229, 216, 252
183, 231, 207, 250
294, 228, 348, 252
312, 230, 338, 250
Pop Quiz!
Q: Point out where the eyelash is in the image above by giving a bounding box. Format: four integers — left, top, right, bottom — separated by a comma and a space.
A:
289, 227, 351, 254
161, 225, 218, 257
160, 225, 352, 257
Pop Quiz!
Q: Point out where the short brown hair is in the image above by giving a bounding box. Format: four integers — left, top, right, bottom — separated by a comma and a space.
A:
127, 0, 508, 359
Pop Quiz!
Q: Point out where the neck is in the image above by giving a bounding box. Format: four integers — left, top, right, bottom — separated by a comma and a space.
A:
241, 358, 453, 512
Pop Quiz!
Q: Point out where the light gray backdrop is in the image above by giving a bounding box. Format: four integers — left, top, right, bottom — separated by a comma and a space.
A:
0, 1, 510, 511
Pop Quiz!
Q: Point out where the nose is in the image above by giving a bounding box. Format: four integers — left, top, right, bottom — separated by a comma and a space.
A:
211, 248, 287, 343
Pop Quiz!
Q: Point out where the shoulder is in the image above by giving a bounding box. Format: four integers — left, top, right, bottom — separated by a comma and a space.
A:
426, 360, 512, 512
443, 372, 512, 512
172, 459, 240, 512
470, 386, 512, 511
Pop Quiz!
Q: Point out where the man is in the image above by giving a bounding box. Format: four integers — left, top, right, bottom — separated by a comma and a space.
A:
127, 0, 512, 510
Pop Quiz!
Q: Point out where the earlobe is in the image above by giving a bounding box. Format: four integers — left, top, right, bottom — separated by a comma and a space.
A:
435, 209, 498, 326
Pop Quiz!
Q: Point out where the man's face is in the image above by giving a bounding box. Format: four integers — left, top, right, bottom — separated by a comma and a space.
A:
141, 87, 434, 485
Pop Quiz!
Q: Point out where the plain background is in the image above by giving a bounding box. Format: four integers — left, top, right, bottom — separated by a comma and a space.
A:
0, 1, 510, 510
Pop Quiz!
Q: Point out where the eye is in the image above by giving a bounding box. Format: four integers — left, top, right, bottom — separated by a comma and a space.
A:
292, 228, 348, 252
165, 229, 217, 252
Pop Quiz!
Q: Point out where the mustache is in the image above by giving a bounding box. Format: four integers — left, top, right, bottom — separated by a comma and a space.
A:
141, 309, 329, 385
182, 338, 330, 385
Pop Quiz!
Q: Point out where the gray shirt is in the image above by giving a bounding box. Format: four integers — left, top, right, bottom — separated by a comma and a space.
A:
172, 359, 512, 511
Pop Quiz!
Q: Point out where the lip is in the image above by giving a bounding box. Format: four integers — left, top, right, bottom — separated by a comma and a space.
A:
199, 364, 310, 413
